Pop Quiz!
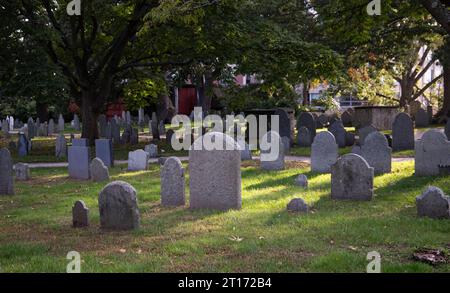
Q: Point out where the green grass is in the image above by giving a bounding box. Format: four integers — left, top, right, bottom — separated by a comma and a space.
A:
0, 161, 449, 272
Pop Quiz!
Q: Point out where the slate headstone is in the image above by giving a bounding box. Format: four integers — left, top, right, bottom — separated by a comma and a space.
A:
415, 130, 450, 176
160, 157, 185, 207
68, 146, 90, 180
260, 131, 285, 171
311, 131, 338, 173
328, 120, 347, 148
58, 114, 65, 132
128, 150, 149, 171
72, 138, 88, 147
145, 144, 158, 158
95, 139, 114, 167
55, 134, 68, 158
361, 131, 392, 174
416, 186, 450, 219
415, 108, 429, 128
358, 125, 377, 145
15, 163, 30, 181
297, 112, 316, 141
18, 133, 29, 157
90, 158, 110, 182
297, 126, 311, 147
0, 148, 14, 195
275, 108, 293, 143
72, 200, 89, 228
392, 112, 415, 151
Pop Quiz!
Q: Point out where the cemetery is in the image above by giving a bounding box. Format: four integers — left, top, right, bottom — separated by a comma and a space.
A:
1, 0, 450, 276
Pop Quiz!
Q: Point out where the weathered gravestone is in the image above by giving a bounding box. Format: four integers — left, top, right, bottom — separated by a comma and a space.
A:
416, 186, 450, 219
95, 139, 114, 167
160, 157, 185, 207
68, 146, 90, 180
121, 125, 131, 144
331, 154, 374, 201
275, 109, 293, 143
73, 114, 81, 131
328, 120, 347, 148
0, 148, 14, 195
297, 126, 311, 147
297, 112, 316, 141
345, 132, 356, 146
286, 198, 309, 213
151, 112, 160, 140
341, 110, 353, 127
189, 132, 241, 210
415, 108, 429, 128
111, 119, 121, 145
392, 112, 415, 151
445, 119, 450, 141
55, 134, 67, 158
90, 158, 110, 182
128, 149, 149, 171
58, 114, 65, 132
239, 142, 253, 161
145, 144, 158, 158
260, 131, 285, 171
2, 120, 9, 136
15, 163, 30, 181
48, 119, 55, 135
72, 200, 89, 228
27, 118, 36, 139
98, 115, 108, 138
281, 136, 291, 154
130, 128, 139, 145
294, 174, 308, 188
98, 181, 140, 230
18, 133, 29, 157
358, 125, 377, 145
415, 130, 450, 176
361, 131, 392, 174
311, 131, 338, 173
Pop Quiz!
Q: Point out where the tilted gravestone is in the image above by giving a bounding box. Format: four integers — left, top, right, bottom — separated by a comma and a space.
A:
90, 158, 110, 182
15, 163, 30, 181
358, 125, 377, 145
297, 112, 316, 141
0, 148, 14, 195
95, 139, 114, 167
328, 120, 347, 148
297, 127, 311, 147
55, 134, 67, 158
18, 133, 29, 157
189, 132, 242, 210
68, 146, 90, 180
275, 108, 293, 143
361, 131, 392, 174
160, 157, 185, 207
331, 154, 374, 201
72, 200, 89, 228
392, 112, 415, 151
128, 150, 149, 171
260, 131, 285, 171
98, 181, 140, 230
311, 131, 338, 173
145, 144, 158, 158
416, 186, 450, 219
415, 108, 429, 128
415, 130, 450, 176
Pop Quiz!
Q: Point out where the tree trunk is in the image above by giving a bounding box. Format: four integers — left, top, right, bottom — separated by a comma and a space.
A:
436, 62, 450, 120
202, 71, 214, 113
399, 77, 415, 108
36, 101, 49, 122
302, 81, 310, 106
81, 90, 99, 145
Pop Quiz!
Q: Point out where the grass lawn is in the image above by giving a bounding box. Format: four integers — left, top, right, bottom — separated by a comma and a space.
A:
0, 161, 449, 272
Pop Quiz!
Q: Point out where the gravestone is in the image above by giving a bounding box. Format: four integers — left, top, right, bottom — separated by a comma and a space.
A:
111, 119, 121, 145
160, 157, 185, 207
260, 131, 285, 171
98, 181, 140, 230
39, 122, 48, 137
2, 120, 9, 135
58, 114, 65, 132
392, 112, 415, 151
294, 174, 308, 188
15, 163, 30, 181
358, 125, 377, 145
130, 128, 138, 145
409, 101, 422, 117
281, 136, 291, 154
27, 118, 36, 139
90, 158, 110, 182
145, 144, 158, 158
275, 108, 293, 143
416, 186, 450, 219
345, 132, 355, 146
0, 148, 14, 195
297, 126, 311, 147
151, 112, 160, 140
48, 119, 55, 135
331, 154, 374, 201
415, 108, 429, 128
328, 120, 347, 148
73, 114, 81, 131
128, 150, 149, 171
126, 111, 132, 125
158, 121, 166, 135
18, 133, 29, 157
318, 114, 328, 127
341, 110, 353, 127
68, 146, 90, 180
415, 130, 450, 176
121, 125, 131, 144
95, 139, 114, 167
311, 131, 338, 173
361, 131, 392, 174
287, 198, 309, 213
72, 200, 89, 228
166, 129, 175, 145
98, 115, 108, 138
189, 132, 241, 210
445, 119, 450, 141
240, 142, 253, 161
55, 134, 67, 158
72, 138, 88, 147
297, 112, 316, 141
